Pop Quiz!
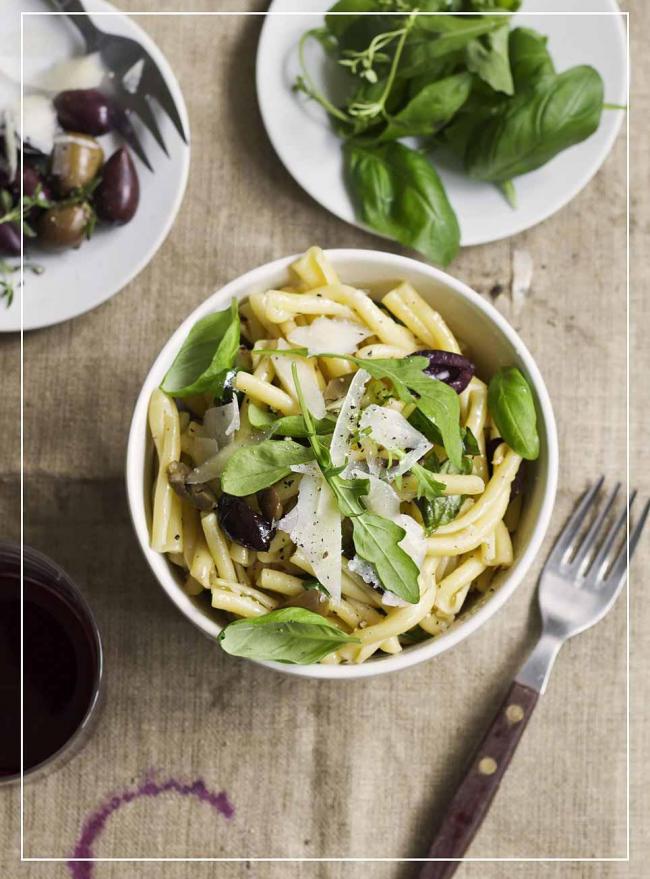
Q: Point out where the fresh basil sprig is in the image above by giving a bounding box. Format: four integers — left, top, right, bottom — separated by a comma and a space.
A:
161, 299, 240, 398
344, 141, 460, 267
219, 607, 359, 664
487, 367, 539, 460
291, 363, 421, 604
220, 439, 314, 496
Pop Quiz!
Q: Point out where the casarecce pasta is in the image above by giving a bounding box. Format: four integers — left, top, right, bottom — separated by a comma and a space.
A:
148, 247, 533, 665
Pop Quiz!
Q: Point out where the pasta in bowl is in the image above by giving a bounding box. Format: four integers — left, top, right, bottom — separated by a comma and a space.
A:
126, 247, 558, 678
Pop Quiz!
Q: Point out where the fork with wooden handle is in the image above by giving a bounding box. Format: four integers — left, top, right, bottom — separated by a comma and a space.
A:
419, 479, 648, 879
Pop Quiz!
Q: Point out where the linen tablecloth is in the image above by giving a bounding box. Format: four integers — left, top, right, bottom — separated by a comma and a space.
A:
1, 2, 647, 877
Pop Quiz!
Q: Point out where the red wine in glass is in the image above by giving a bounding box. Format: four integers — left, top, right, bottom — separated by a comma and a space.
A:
0, 543, 103, 783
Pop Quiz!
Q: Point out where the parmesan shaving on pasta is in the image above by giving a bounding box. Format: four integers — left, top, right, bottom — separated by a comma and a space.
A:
359, 405, 431, 477
203, 399, 240, 446
287, 316, 371, 356
272, 339, 326, 420
330, 368, 370, 468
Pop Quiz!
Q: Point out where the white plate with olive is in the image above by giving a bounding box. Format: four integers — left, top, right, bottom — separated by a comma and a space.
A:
0, 0, 190, 331
257, 0, 626, 264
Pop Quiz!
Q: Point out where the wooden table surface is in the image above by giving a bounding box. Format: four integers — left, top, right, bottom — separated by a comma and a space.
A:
1, 2, 647, 878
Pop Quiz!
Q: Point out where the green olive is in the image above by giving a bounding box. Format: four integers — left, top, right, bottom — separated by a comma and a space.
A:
51, 132, 103, 195
37, 203, 93, 251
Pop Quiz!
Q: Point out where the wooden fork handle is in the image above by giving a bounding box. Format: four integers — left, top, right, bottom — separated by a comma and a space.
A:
418, 681, 539, 879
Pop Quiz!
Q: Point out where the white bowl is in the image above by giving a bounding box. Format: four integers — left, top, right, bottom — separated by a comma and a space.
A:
126, 250, 558, 680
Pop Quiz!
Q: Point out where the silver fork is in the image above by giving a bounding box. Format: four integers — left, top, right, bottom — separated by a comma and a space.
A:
49, 0, 188, 171
419, 479, 649, 879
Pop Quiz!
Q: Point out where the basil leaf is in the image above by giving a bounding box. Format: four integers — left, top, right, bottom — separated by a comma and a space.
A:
352, 514, 420, 603
509, 27, 555, 90
221, 439, 315, 496
378, 72, 472, 141
487, 367, 539, 460
219, 607, 358, 664
465, 0, 520, 11
247, 401, 275, 429
343, 141, 460, 267
399, 14, 506, 79
462, 426, 480, 457
324, 0, 381, 40
416, 493, 464, 534
465, 23, 514, 96
161, 299, 240, 398
465, 65, 604, 183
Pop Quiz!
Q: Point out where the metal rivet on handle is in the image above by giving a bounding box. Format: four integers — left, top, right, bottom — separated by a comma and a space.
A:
478, 757, 497, 776
506, 704, 525, 724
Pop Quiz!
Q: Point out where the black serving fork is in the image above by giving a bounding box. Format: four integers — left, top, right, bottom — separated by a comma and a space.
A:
419, 479, 648, 878
49, 0, 187, 171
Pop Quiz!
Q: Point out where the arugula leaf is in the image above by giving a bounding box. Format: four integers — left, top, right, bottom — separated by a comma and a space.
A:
218, 607, 359, 664
291, 363, 420, 604
161, 299, 240, 398
351, 513, 420, 603
465, 22, 514, 96
408, 460, 446, 501
377, 72, 472, 141
220, 439, 315, 496
324, 354, 463, 468
487, 367, 539, 460
248, 402, 334, 438
343, 141, 460, 267
465, 65, 604, 183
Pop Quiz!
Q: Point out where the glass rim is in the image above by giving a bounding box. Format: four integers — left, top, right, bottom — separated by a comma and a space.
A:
0, 541, 104, 786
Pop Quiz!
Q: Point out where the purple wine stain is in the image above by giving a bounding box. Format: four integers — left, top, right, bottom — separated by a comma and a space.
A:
67, 774, 234, 878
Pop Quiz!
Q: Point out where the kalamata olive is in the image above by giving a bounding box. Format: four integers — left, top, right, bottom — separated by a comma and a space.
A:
217, 493, 275, 551
415, 349, 475, 394
167, 461, 217, 511
94, 148, 139, 224
0, 221, 21, 256
54, 89, 114, 136
37, 202, 93, 251
257, 486, 283, 522
51, 133, 103, 195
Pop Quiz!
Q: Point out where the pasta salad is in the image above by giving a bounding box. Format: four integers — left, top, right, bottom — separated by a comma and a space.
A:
148, 247, 539, 665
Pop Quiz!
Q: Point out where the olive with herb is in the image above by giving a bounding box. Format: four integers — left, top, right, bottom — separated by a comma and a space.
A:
51, 133, 104, 196
416, 349, 475, 394
37, 202, 93, 251
54, 89, 115, 136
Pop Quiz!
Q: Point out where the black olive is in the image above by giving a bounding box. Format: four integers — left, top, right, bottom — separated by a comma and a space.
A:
414, 349, 475, 394
217, 493, 275, 551
0, 221, 20, 256
94, 147, 139, 224
54, 89, 115, 136
257, 486, 283, 522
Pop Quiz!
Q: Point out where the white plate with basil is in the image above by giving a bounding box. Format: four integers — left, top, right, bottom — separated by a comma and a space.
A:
256, 0, 626, 264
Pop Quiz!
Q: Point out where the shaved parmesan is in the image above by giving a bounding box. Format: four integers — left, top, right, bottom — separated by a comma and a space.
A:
290, 462, 321, 476
31, 52, 105, 94
348, 555, 382, 590
397, 514, 427, 570
14, 95, 57, 156
278, 474, 342, 600
186, 454, 222, 485
360, 405, 431, 477
330, 368, 370, 468
287, 316, 371, 356
204, 399, 240, 447
349, 469, 400, 520
272, 339, 326, 420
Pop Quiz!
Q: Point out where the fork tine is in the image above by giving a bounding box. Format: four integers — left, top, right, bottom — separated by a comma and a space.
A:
570, 482, 621, 573
111, 106, 153, 172
601, 498, 649, 590
546, 477, 604, 567
123, 89, 169, 156
141, 63, 187, 143
588, 490, 636, 581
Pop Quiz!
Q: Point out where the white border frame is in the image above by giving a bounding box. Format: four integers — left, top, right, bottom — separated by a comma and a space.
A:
18, 5, 631, 868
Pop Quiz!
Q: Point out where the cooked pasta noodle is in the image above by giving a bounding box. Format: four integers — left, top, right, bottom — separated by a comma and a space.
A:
147, 247, 529, 665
